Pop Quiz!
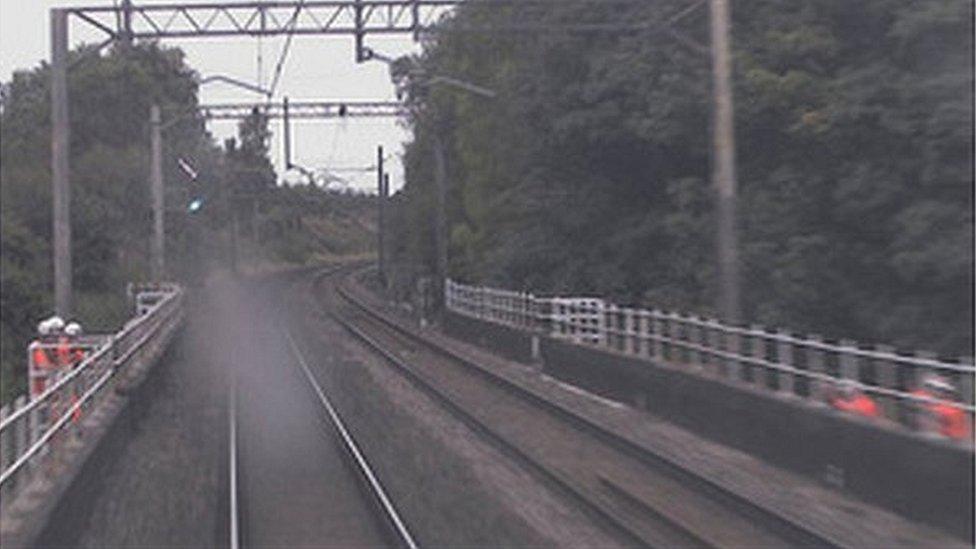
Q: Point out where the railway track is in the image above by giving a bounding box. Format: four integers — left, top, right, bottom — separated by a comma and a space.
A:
226, 270, 418, 549
314, 266, 841, 549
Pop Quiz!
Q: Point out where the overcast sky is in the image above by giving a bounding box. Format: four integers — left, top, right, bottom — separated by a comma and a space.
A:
0, 0, 422, 192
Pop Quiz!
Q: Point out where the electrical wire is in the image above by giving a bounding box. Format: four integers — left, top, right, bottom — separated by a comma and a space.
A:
266, 0, 306, 101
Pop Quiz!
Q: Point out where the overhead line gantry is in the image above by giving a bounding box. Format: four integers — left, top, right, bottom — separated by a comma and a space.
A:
50, 0, 737, 323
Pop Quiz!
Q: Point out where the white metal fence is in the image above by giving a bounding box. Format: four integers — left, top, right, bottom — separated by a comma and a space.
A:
445, 279, 975, 433
0, 284, 184, 503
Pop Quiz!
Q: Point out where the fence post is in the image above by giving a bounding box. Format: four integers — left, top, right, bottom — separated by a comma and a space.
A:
806, 335, 827, 403
628, 310, 640, 356
911, 350, 940, 432
647, 309, 664, 360
0, 404, 9, 477
13, 396, 27, 477
700, 318, 717, 376
671, 313, 687, 365
725, 328, 741, 382
478, 285, 485, 320
873, 344, 899, 422
31, 398, 47, 468
839, 339, 860, 383
959, 357, 975, 409
776, 330, 795, 396
685, 315, 697, 367
662, 313, 675, 362
637, 311, 650, 358
747, 325, 767, 386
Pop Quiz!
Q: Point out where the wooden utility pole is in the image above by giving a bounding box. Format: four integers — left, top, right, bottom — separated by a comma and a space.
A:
432, 132, 448, 310
382, 172, 390, 288
709, 0, 740, 323
51, 9, 72, 317
150, 104, 165, 280
377, 145, 385, 285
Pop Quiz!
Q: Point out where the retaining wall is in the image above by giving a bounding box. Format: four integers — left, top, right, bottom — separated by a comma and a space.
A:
443, 309, 975, 540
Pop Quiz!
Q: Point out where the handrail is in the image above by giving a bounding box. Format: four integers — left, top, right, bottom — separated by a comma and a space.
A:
445, 279, 975, 427
0, 284, 184, 494
0, 343, 113, 432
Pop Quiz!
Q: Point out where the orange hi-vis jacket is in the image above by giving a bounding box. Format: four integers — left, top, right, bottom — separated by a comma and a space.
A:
32, 345, 56, 370
832, 393, 880, 418
55, 336, 86, 368
56, 336, 74, 368
912, 389, 969, 440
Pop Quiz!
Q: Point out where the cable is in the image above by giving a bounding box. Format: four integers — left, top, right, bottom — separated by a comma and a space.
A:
266, 0, 307, 101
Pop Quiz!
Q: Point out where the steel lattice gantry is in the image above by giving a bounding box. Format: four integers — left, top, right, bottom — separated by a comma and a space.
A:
199, 100, 407, 120
69, 0, 657, 41
72, 1, 457, 39
49, 0, 728, 320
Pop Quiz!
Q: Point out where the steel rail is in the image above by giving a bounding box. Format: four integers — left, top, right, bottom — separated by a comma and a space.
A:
329, 272, 844, 548
320, 292, 653, 547
284, 326, 419, 549
228, 376, 241, 549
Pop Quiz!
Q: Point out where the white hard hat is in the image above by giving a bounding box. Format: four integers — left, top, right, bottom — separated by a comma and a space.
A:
65, 322, 82, 336
37, 319, 52, 336
47, 316, 65, 332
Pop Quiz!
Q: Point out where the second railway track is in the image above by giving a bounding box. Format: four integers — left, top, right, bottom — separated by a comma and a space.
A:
315, 266, 840, 549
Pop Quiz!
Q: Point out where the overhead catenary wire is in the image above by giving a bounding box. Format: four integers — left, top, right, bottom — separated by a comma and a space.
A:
266, 0, 307, 101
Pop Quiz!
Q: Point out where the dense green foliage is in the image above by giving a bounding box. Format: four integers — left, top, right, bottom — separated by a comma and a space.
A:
388, 0, 973, 355
0, 45, 376, 403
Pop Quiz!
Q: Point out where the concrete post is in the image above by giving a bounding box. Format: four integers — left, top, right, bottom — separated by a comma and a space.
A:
839, 339, 860, 381
0, 404, 9, 474
709, 0, 740, 324
725, 328, 741, 382
959, 357, 974, 407
806, 335, 827, 402
912, 350, 940, 432
749, 325, 767, 386
874, 344, 899, 421
51, 8, 72, 317
776, 330, 795, 396
150, 104, 165, 281
681, 314, 702, 370
651, 311, 664, 359
636, 311, 649, 358
628, 310, 640, 356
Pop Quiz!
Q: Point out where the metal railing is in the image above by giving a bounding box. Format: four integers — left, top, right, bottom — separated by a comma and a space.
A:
445, 279, 975, 434
0, 284, 184, 502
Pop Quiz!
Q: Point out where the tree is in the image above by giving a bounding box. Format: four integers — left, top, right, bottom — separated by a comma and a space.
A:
388, 0, 973, 356
0, 42, 220, 402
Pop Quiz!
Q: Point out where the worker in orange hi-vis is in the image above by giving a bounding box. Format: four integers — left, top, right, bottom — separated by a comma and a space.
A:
829, 379, 880, 419
30, 318, 59, 398
63, 321, 86, 424
38, 316, 67, 424
912, 374, 970, 440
